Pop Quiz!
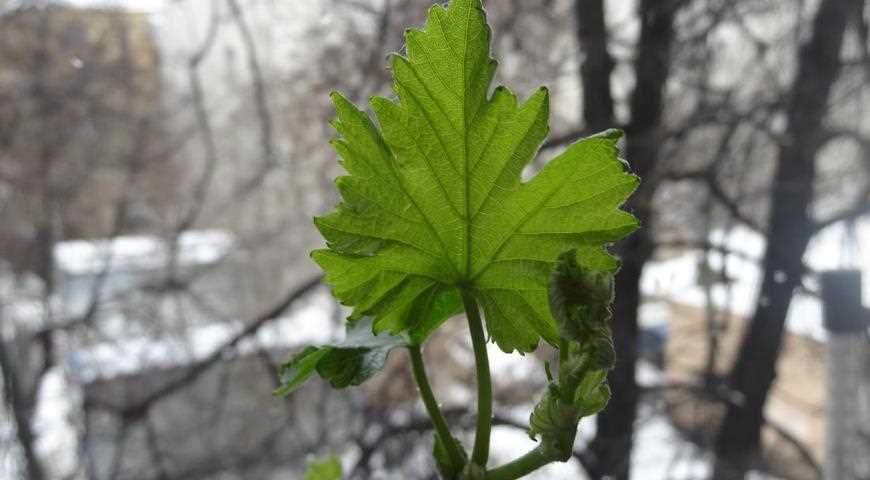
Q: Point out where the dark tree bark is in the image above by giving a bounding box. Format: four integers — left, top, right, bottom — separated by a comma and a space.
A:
0, 11, 58, 480
0, 340, 45, 480
712, 0, 857, 477
584, 1, 680, 479
575, 0, 615, 131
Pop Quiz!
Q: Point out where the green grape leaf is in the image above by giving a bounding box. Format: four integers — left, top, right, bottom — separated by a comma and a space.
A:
275, 317, 408, 396
302, 456, 342, 480
314, 0, 638, 353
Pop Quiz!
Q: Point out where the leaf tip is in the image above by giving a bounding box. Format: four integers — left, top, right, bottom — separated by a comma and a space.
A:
329, 92, 355, 119
403, 27, 421, 45
328, 90, 343, 103
388, 52, 409, 70
368, 95, 391, 112
598, 128, 624, 140
530, 85, 550, 105
309, 248, 327, 263
272, 385, 290, 398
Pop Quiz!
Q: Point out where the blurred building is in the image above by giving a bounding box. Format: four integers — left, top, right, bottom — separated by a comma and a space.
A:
0, 5, 179, 277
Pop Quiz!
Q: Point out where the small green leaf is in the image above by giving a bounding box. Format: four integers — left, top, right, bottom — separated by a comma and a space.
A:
528, 385, 580, 462
303, 456, 342, 480
577, 382, 611, 417
313, 0, 639, 353
275, 317, 408, 396
275, 346, 331, 397
433, 432, 468, 479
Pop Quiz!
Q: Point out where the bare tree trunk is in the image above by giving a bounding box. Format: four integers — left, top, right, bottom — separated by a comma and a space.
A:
0, 10, 59, 480
575, 0, 614, 131
0, 340, 45, 480
712, 0, 856, 476
584, 1, 679, 479
586, 235, 650, 480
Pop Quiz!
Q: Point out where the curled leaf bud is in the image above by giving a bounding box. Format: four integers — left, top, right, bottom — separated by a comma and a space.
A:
526, 250, 618, 461
549, 250, 615, 344
587, 334, 616, 371
528, 385, 579, 461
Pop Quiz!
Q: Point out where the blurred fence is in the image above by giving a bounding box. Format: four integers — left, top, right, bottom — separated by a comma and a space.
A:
821, 270, 870, 480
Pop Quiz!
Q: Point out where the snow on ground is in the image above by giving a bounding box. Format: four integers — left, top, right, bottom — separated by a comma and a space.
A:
11, 220, 869, 479
54, 230, 234, 277
66, 288, 335, 383
642, 220, 870, 341
490, 426, 584, 478
489, 362, 713, 479
632, 410, 712, 480
487, 343, 540, 382
32, 369, 79, 479
30, 288, 336, 480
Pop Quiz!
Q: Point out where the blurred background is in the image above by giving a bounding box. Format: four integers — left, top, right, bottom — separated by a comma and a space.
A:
0, 0, 868, 479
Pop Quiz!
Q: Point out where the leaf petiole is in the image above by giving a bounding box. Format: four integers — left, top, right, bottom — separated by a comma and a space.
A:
485, 445, 557, 480
462, 289, 492, 469
408, 344, 466, 471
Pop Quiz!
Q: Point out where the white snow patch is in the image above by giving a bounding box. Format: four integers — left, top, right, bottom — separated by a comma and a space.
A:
642, 220, 870, 342
488, 343, 538, 381
54, 230, 234, 276
632, 412, 711, 479
32, 368, 80, 480
65, 288, 335, 383
490, 426, 585, 478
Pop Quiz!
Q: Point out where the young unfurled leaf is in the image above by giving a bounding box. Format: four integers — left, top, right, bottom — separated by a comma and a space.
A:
528, 251, 616, 460
302, 456, 342, 480
549, 249, 615, 344
576, 379, 611, 418
313, 0, 638, 353
528, 384, 581, 461
528, 344, 612, 461
275, 317, 408, 396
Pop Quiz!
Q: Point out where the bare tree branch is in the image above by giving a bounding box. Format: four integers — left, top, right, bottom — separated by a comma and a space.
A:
88, 275, 322, 415
226, 0, 277, 186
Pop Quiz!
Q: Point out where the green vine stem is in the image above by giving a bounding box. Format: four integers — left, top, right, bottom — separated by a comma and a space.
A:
461, 289, 492, 468
485, 446, 556, 480
408, 344, 465, 470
